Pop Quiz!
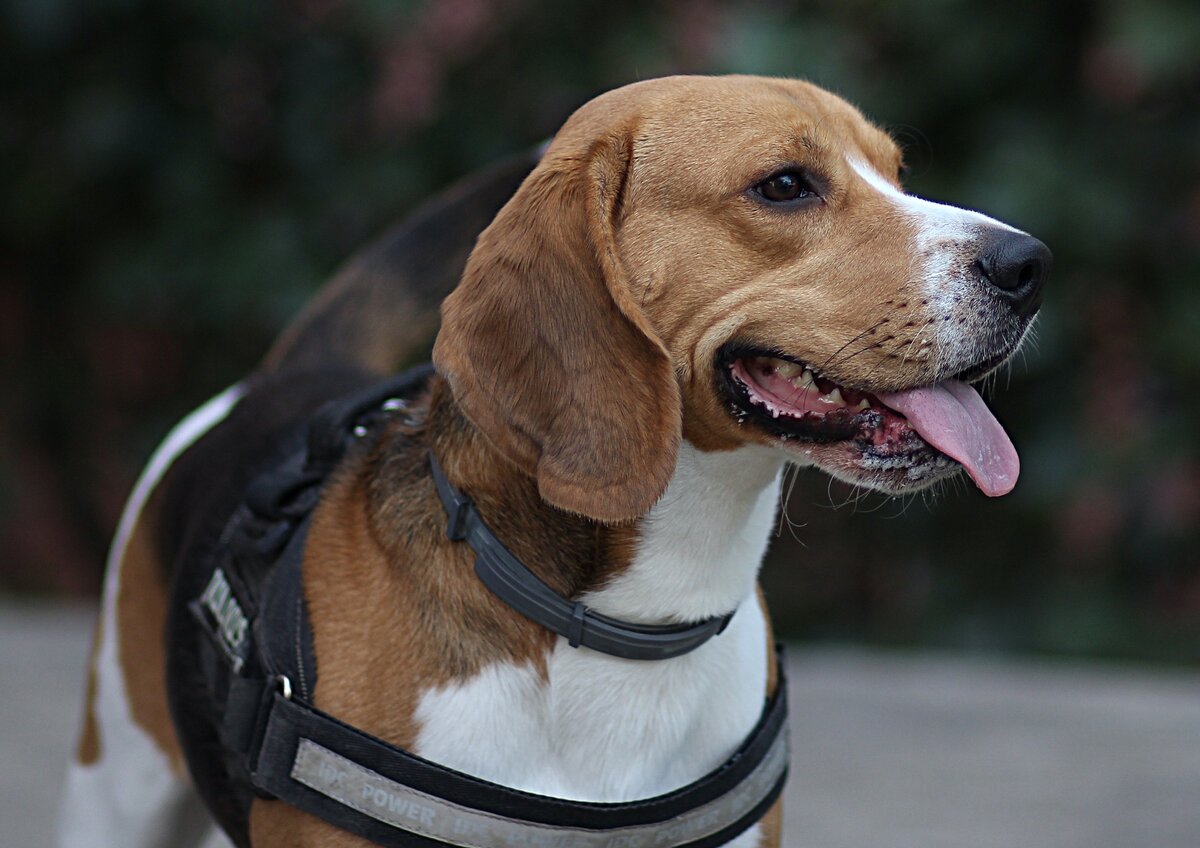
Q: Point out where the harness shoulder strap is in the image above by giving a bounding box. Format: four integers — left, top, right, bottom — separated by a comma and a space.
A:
191, 365, 435, 756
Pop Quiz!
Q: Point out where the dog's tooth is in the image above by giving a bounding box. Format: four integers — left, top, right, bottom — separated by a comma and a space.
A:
824, 387, 845, 406
794, 370, 816, 390
857, 399, 871, 410
775, 360, 801, 378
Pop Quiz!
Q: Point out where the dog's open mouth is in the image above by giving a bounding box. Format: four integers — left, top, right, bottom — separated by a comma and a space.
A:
719, 346, 1019, 496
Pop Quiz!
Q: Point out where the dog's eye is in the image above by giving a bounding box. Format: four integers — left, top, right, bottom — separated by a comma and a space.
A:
755, 171, 816, 204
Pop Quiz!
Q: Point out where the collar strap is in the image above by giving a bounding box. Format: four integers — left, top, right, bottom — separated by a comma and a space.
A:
428, 452, 735, 661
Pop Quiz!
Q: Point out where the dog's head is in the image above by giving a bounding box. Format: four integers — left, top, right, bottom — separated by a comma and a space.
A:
434, 75, 1050, 522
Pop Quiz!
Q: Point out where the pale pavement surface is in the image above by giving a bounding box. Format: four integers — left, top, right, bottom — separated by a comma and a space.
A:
4, 602, 1198, 848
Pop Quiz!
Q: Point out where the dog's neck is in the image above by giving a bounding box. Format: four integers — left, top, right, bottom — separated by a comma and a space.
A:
422, 377, 785, 625
422, 378, 635, 602
581, 440, 784, 624
402, 379, 785, 802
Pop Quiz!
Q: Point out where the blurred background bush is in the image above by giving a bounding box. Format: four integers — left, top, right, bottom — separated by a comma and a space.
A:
2, 0, 1197, 662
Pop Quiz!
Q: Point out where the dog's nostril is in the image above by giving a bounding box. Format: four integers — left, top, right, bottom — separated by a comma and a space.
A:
1017, 261, 1036, 290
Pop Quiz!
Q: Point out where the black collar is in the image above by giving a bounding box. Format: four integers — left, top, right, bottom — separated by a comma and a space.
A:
428, 452, 735, 661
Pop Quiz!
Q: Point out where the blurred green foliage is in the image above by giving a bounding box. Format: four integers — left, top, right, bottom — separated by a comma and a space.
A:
2, 0, 1198, 661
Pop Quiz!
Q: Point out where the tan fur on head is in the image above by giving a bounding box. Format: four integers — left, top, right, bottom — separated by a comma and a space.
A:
435, 76, 907, 518
434, 113, 681, 523
437, 74, 1035, 516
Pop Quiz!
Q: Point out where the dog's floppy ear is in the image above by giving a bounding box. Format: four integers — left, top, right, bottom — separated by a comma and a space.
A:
433, 129, 680, 522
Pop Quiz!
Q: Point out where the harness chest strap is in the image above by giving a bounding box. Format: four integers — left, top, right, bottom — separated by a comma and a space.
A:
193, 365, 791, 848
242, 654, 788, 848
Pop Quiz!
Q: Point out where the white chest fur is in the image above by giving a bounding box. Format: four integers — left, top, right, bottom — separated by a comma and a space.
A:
412, 443, 783, 811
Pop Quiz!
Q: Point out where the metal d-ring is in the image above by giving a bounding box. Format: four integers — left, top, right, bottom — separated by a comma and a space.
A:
274, 674, 293, 701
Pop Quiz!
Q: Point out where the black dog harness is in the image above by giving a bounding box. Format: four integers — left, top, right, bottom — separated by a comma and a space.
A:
191, 365, 790, 848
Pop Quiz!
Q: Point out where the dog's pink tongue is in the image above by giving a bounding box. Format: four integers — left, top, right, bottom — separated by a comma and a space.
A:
877, 380, 1019, 497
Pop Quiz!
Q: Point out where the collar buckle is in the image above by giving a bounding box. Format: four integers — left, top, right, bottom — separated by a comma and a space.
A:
443, 487, 472, 542
567, 602, 588, 648
429, 453, 472, 542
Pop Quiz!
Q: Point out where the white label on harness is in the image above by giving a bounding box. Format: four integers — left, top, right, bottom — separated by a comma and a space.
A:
200, 568, 249, 667
289, 724, 789, 848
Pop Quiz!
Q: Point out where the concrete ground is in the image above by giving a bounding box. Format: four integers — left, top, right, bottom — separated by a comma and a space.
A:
4, 601, 1199, 848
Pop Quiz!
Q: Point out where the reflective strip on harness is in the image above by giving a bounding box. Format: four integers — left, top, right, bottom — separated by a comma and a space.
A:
290, 728, 789, 848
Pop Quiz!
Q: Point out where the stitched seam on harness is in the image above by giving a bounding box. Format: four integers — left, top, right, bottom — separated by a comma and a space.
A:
294, 594, 310, 701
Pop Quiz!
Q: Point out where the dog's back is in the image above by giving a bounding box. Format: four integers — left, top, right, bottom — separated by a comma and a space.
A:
262, 152, 539, 376
58, 152, 536, 848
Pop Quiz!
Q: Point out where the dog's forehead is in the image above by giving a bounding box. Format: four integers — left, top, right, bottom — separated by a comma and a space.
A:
577, 76, 901, 185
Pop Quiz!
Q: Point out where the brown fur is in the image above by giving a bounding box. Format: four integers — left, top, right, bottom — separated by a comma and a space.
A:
115, 502, 185, 773
759, 586, 779, 697
73, 495, 184, 771
434, 125, 681, 522
75, 617, 103, 764
759, 799, 784, 848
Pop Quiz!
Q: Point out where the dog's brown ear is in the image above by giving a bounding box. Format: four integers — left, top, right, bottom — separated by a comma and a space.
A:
433, 130, 680, 522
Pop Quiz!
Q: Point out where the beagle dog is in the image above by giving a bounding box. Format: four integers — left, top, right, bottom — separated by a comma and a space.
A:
59, 75, 1048, 848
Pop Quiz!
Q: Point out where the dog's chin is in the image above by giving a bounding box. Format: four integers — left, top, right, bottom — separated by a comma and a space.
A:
716, 344, 1005, 495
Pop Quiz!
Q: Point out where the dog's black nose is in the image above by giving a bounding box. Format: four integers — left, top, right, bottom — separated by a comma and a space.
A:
976, 231, 1052, 318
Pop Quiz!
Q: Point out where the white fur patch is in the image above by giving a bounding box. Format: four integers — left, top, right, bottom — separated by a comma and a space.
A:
58, 386, 243, 848
848, 157, 1018, 238
412, 444, 782, 846
848, 158, 1025, 372
585, 443, 784, 623
848, 158, 1017, 299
